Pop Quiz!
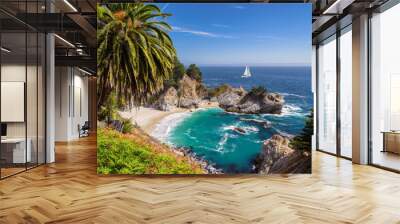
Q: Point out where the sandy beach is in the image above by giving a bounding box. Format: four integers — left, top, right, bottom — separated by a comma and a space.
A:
119, 101, 219, 134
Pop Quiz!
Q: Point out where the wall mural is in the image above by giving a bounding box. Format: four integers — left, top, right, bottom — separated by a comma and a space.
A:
97, 2, 313, 174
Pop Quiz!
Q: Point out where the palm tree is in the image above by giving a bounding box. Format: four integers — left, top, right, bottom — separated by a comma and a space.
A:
97, 3, 176, 109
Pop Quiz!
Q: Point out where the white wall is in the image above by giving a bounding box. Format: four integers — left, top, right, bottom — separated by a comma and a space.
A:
55, 66, 70, 141
1, 63, 46, 164
1, 65, 26, 139
54, 67, 89, 141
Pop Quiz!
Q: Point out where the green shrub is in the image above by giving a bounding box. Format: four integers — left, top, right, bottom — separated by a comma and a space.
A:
121, 117, 135, 134
208, 84, 231, 97
98, 93, 119, 124
186, 64, 202, 82
163, 57, 185, 89
249, 86, 267, 97
290, 110, 313, 151
97, 128, 201, 174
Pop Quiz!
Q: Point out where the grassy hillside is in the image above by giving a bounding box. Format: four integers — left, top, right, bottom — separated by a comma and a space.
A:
97, 128, 204, 174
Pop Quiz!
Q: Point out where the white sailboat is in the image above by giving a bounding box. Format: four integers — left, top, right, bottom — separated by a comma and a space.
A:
241, 66, 252, 78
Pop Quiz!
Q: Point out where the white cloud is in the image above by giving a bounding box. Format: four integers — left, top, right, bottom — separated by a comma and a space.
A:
161, 3, 170, 12
172, 26, 237, 39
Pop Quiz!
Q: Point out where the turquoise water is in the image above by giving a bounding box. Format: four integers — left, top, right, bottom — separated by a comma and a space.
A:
164, 66, 312, 173
168, 108, 307, 173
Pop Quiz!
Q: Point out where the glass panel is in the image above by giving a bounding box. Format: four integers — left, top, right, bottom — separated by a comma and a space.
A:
38, 32, 45, 165
26, 0, 40, 169
371, 4, 400, 171
27, 31, 38, 169
340, 27, 352, 158
317, 35, 337, 154
1, 30, 27, 177
0, 0, 46, 178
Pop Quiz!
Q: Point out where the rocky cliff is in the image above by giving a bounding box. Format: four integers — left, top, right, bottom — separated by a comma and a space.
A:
156, 74, 202, 110
254, 135, 311, 174
217, 86, 284, 114
178, 74, 201, 108
155, 87, 178, 111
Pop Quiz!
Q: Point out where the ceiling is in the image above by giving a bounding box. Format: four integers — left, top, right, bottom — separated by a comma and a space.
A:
1, 0, 395, 72
311, 0, 391, 43
0, 0, 96, 73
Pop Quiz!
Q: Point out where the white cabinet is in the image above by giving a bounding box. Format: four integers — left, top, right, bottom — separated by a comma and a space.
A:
1, 138, 32, 163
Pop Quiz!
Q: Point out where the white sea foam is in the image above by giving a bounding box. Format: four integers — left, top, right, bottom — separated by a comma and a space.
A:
222, 125, 237, 131
183, 128, 197, 141
279, 92, 306, 98
216, 133, 229, 152
242, 126, 259, 133
151, 112, 191, 143
221, 124, 258, 135
267, 104, 305, 117
282, 104, 302, 113
272, 127, 294, 138
224, 111, 242, 115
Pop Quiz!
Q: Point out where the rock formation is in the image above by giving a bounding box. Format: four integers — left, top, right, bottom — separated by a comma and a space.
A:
217, 86, 284, 114
155, 87, 178, 111
178, 74, 201, 109
156, 77, 284, 114
156, 74, 204, 110
254, 135, 311, 174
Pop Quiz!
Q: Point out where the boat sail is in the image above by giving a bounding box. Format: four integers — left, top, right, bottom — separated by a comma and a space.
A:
241, 66, 252, 78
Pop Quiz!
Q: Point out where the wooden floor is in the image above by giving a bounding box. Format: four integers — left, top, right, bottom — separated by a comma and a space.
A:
1, 136, 400, 224
373, 151, 400, 171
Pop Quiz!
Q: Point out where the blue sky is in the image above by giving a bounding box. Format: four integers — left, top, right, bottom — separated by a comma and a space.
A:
155, 3, 311, 66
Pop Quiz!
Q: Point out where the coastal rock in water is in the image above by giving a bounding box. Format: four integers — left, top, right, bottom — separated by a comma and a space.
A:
233, 127, 246, 135
218, 88, 284, 114
178, 74, 201, 108
254, 135, 311, 174
216, 86, 246, 108
235, 86, 247, 96
239, 118, 271, 129
155, 87, 178, 111
217, 91, 242, 109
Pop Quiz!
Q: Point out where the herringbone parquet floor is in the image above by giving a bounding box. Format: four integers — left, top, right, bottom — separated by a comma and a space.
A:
1, 136, 400, 224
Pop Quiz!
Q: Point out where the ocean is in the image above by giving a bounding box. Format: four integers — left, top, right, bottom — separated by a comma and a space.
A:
152, 66, 313, 173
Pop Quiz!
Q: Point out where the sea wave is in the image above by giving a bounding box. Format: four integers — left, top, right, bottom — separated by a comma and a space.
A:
242, 126, 259, 133
271, 127, 295, 138
282, 104, 302, 113
279, 92, 306, 98
183, 128, 198, 141
264, 104, 306, 117
222, 124, 259, 135
150, 112, 191, 143
216, 133, 229, 152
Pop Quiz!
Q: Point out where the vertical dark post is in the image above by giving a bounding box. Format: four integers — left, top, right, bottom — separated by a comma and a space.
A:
367, 10, 373, 165
25, 0, 28, 171
44, 0, 48, 164
315, 44, 320, 151
336, 27, 341, 157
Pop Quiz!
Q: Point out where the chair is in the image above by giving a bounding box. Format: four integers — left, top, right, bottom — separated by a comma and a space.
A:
79, 121, 90, 138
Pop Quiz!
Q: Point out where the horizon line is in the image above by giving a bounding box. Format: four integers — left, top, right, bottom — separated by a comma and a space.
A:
182, 63, 311, 67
